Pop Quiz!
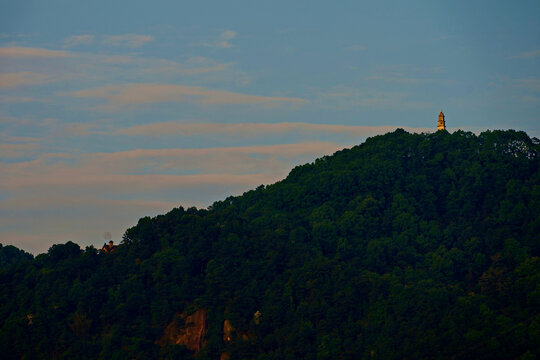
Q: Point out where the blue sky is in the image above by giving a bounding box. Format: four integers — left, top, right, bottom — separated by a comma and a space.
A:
1, 0, 539, 254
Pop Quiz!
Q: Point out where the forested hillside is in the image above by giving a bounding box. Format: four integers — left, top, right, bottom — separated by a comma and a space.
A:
1, 129, 539, 359
0, 244, 33, 269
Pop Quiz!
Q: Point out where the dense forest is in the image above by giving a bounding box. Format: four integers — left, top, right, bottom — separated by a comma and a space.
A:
0, 244, 32, 269
1, 129, 539, 359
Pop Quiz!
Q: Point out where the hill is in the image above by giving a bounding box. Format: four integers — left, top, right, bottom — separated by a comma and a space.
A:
0, 129, 539, 359
0, 244, 33, 269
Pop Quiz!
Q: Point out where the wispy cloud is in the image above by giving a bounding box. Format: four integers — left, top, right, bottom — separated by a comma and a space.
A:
515, 78, 540, 92
0, 45, 245, 106
0, 96, 42, 103
180, 57, 230, 74
102, 34, 154, 48
0, 143, 39, 158
365, 64, 449, 85
487, 75, 540, 105
95, 54, 133, 64
63, 122, 100, 136
1, 140, 345, 253
316, 85, 433, 110
0, 72, 51, 88
63, 34, 95, 47
217, 30, 236, 48
202, 30, 237, 48
61, 83, 307, 106
519, 95, 540, 103
0, 169, 285, 193
85, 142, 342, 166
0, 142, 342, 192
367, 74, 432, 84
115, 121, 432, 137
0, 46, 71, 58
143, 56, 232, 76
510, 49, 540, 59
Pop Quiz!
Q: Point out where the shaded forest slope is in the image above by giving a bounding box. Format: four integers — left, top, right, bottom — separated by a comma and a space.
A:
1, 129, 539, 359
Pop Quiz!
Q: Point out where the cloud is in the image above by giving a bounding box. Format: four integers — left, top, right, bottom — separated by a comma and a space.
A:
515, 78, 540, 92
142, 56, 232, 76
63, 34, 95, 47
316, 86, 433, 110
0, 142, 342, 194
0, 143, 39, 158
96, 54, 133, 63
63, 122, 99, 136
180, 57, 230, 74
510, 49, 540, 59
0, 96, 41, 103
0, 46, 245, 106
83, 142, 343, 170
217, 30, 236, 48
0, 72, 51, 88
367, 74, 430, 84
0, 113, 20, 124
202, 30, 237, 48
519, 95, 540, 103
0, 171, 285, 191
116, 121, 432, 138
0, 136, 40, 142
0, 46, 71, 58
314, 78, 446, 110
0, 142, 344, 221
103, 34, 154, 48
366, 65, 450, 85
3, 140, 337, 253
220, 30, 236, 40
62, 83, 307, 106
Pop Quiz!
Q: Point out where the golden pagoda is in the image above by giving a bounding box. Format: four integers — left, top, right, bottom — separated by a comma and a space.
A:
437, 111, 446, 131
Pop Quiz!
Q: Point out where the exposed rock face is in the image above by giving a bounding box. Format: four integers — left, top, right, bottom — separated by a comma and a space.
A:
159, 308, 207, 354
223, 319, 234, 342
223, 319, 250, 343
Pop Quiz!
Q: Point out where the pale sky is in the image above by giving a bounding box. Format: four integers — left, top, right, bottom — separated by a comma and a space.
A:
1, 0, 539, 254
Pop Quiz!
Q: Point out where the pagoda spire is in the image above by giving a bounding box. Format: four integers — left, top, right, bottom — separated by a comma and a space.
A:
437, 110, 446, 131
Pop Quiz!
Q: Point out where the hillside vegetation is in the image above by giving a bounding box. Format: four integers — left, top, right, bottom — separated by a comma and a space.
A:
0, 244, 33, 269
1, 129, 539, 359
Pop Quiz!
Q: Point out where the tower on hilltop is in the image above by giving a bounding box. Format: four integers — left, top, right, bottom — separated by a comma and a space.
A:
437, 111, 446, 131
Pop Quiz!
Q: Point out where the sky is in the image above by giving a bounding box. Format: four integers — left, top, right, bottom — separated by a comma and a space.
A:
0, 0, 539, 254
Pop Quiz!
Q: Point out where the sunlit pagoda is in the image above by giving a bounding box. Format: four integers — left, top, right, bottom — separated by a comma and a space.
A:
437, 111, 446, 131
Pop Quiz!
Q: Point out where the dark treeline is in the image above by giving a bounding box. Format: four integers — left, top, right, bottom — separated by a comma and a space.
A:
1, 129, 539, 359
0, 244, 33, 269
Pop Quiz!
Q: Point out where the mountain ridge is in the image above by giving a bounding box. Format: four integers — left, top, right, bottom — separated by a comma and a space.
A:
1, 129, 539, 359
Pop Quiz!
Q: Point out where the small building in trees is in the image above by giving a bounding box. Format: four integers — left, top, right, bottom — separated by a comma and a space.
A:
101, 240, 117, 253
